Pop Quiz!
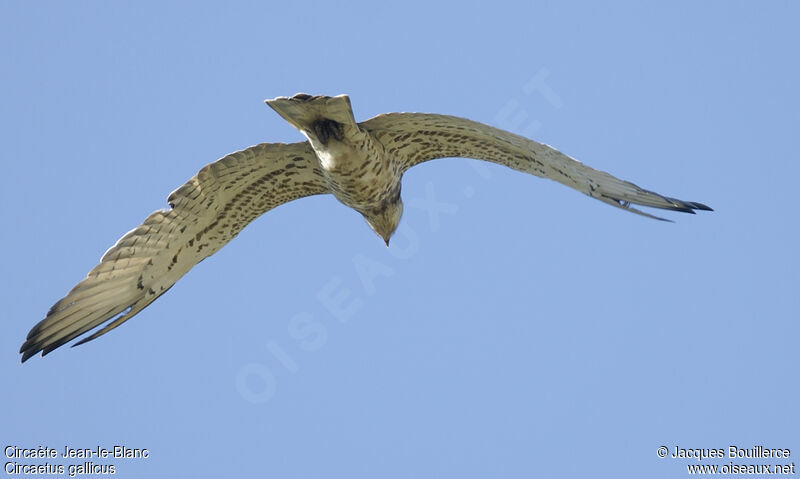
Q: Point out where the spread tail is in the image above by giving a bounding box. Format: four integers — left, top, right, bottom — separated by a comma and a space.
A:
266, 94, 357, 137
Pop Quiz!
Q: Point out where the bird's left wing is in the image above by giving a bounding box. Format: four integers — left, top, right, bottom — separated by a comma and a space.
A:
361, 113, 711, 219
21, 141, 327, 362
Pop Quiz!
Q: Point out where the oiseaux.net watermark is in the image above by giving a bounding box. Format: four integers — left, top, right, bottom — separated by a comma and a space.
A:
658, 445, 795, 476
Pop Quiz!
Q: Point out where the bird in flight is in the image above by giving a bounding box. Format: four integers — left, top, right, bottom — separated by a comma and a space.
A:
20, 94, 711, 362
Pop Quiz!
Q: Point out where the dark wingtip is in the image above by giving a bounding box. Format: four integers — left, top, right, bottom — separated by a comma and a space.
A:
663, 196, 713, 214
688, 202, 713, 211
19, 339, 37, 362
20, 348, 37, 363
71, 335, 95, 347
673, 206, 697, 214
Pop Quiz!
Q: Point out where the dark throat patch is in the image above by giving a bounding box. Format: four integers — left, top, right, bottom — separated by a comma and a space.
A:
312, 119, 344, 145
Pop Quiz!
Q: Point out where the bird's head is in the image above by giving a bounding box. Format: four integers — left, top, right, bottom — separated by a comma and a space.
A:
363, 188, 403, 247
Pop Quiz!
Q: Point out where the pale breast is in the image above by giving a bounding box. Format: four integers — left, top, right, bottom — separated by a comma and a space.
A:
317, 131, 402, 213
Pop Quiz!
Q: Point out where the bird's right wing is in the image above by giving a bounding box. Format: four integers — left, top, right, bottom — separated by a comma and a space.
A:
361, 113, 711, 219
21, 141, 328, 362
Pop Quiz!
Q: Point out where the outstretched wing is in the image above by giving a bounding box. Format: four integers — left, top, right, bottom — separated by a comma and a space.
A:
21, 141, 328, 362
361, 113, 711, 219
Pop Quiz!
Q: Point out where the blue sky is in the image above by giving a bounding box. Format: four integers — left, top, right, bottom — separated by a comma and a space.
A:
2, 1, 797, 477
